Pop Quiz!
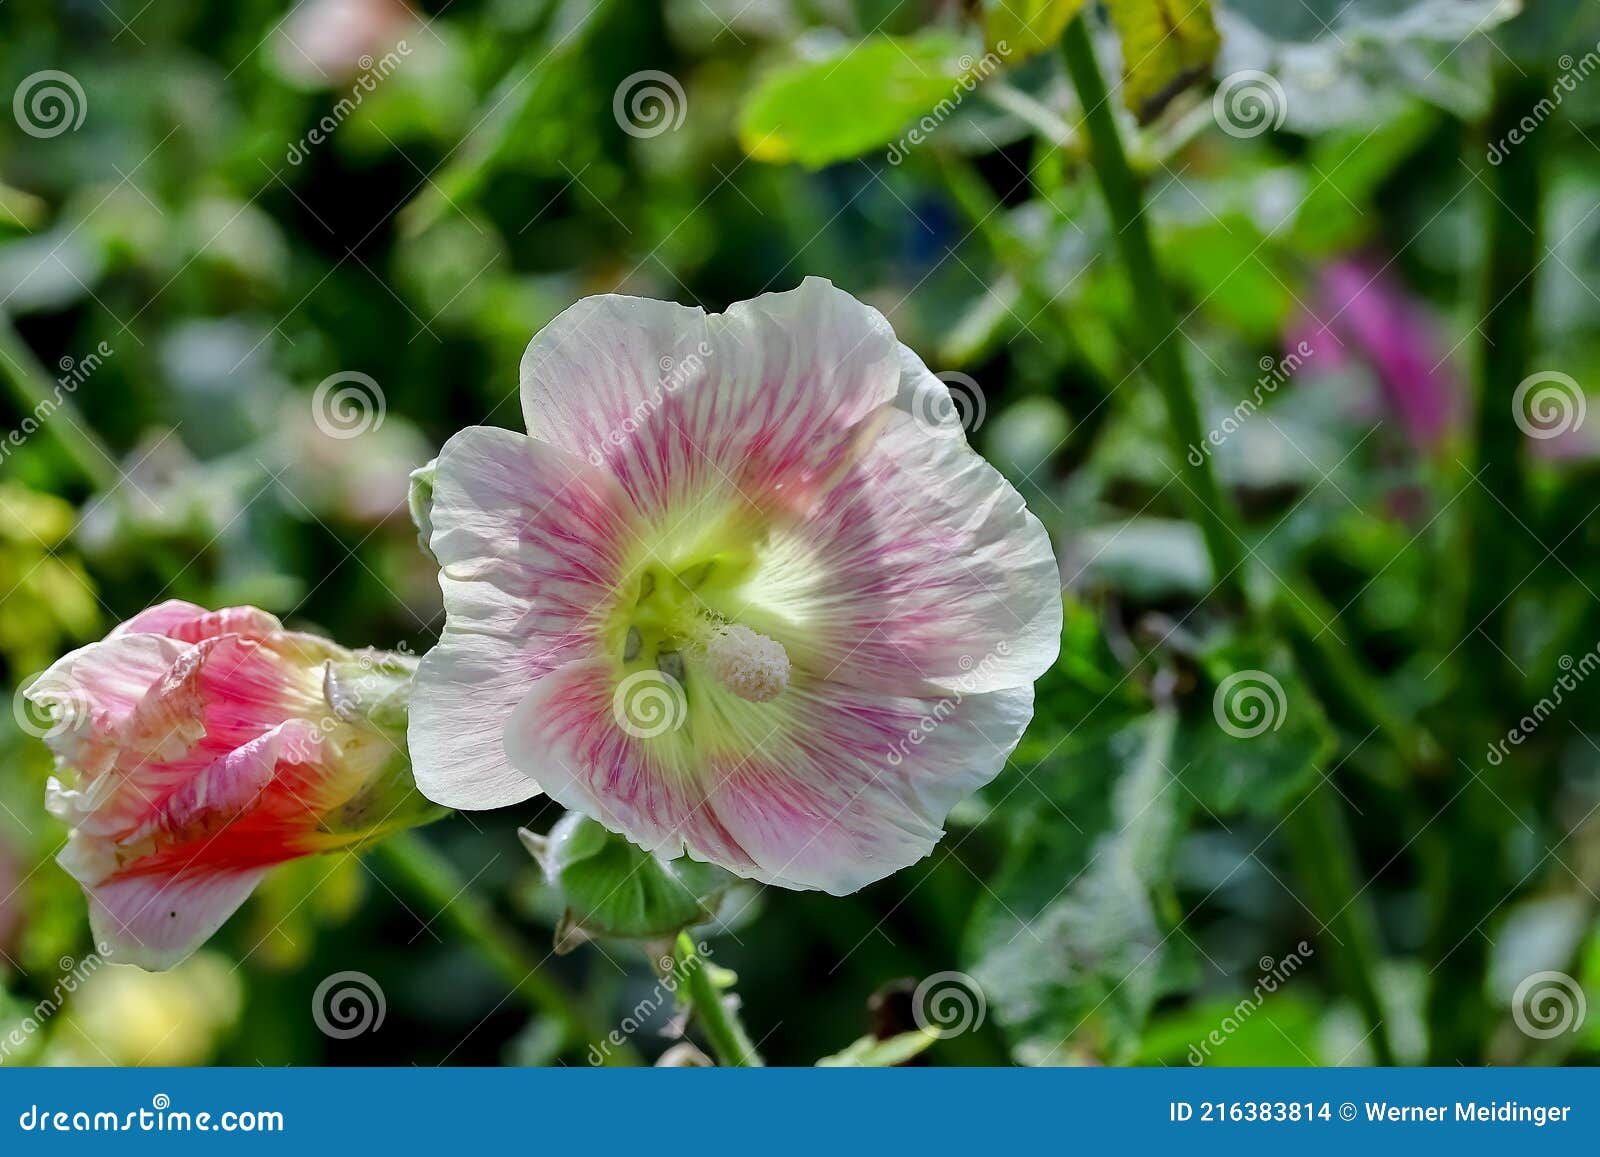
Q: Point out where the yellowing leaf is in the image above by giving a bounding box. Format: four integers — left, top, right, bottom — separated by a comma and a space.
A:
981, 0, 1090, 62
1105, 0, 1221, 123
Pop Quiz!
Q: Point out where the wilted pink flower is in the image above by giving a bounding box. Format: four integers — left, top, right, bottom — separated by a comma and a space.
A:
25, 602, 431, 969
1289, 258, 1462, 450
410, 278, 1061, 894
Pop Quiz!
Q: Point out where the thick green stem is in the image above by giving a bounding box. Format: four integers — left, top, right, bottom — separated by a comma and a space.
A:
1060, 14, 1396, 1064
1461, 70, 1544, 654
1424, 63, 1548, 1066
1284, 783, 1398, 1066
373, 831, 638, 1065
675, 931, 763, 1067
1059, 17, 1247, 609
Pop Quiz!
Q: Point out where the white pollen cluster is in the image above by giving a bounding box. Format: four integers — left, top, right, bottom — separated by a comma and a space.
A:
704, 624, 790, 703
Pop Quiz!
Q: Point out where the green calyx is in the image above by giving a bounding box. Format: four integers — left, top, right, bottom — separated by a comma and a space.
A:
521, 812, 733, 951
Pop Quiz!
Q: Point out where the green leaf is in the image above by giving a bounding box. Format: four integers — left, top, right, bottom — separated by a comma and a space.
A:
0, 182, 46, 232
738, 34, 986, 168
980, 0, 1090, 62
1137, 993, 1324, 1065
816, 1028, 938, 1067
1293, 105, 1440, 255
521, 812, 732, 947
1215, 0, 1521, 131
1106, 0, 1221, 123
1063, 518, 1214, 602
1177, 633, 1337, 817
969, 709, 1187, 1063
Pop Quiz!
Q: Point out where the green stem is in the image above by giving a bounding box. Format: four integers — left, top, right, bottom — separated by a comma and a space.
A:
1460, 68, 1544, 657
1274, 574, 1441, 779
675, 931, 763, 1066
1424, 62, 1549, 1066
1057, 18, 1436, 781
1284, 783, 1398, 1066
1059, 16, 1247, 609
373, 831, 639, 1065
0, 312, 118, 491
1060, 14, 1397, 1064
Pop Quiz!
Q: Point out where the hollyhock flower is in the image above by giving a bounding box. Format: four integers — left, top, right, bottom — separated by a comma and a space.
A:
410, 278, 1061, 894
25, 601, 434, 969
1288, 258, 1462, 450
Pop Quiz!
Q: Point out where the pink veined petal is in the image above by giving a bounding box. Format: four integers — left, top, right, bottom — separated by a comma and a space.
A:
504, 657, 1034, 894
505, 659, 759, 875
76, 863, 269, 971
747, 372, 1061, 697
25, 633, 189, 774
112, 600, 285, 644
518, 277, 901, 521
410, 424, 630, 809
60, 636, 321, 838
700, 680, 1034, 894
58, 720, 355, 970
112, 719, 325, 856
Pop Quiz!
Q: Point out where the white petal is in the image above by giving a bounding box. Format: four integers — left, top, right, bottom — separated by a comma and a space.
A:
410, 424, 628, 809
518, 277, 901, 521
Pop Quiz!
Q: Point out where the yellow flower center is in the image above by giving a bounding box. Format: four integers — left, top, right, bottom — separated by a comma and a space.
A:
609, 530, 790, 705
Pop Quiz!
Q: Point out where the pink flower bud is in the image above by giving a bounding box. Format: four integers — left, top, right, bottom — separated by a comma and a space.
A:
26, 601, 434, 969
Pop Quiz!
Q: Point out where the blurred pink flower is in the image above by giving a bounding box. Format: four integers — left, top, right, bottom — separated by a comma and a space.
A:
273, 0, 414, 87
409, 279, 1062, 894
26, 602, 431, 969
1288, 258, 1462, 450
